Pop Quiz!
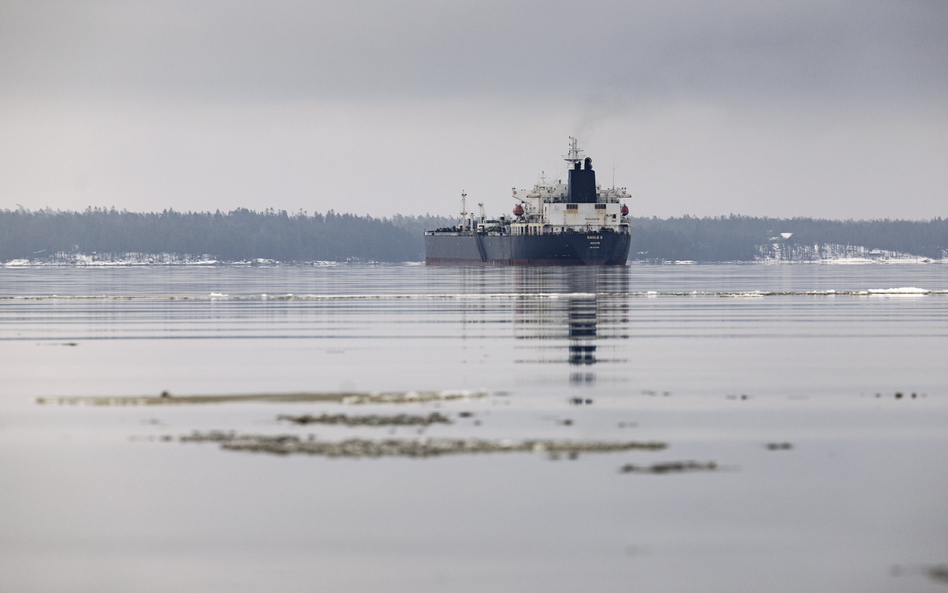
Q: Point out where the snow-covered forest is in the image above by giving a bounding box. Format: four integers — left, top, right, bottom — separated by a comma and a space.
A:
2, 209, 946, 264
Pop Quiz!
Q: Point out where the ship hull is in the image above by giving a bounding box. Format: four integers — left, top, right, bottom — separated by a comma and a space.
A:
425, 233, 630, 266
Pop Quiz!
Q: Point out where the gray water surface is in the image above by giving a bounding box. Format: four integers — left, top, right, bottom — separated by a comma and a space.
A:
1, 264, 946, 593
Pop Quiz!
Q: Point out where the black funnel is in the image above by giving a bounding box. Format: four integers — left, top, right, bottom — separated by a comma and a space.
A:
568, 157, 596, 203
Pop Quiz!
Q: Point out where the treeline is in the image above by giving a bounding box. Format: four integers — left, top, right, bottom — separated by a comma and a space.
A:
627, 215, 948, 261
1, 209, 946, 263
0, 208, 454, 263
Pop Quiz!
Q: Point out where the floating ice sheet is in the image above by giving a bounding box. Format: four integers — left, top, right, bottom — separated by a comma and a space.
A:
36, 389, 490, 406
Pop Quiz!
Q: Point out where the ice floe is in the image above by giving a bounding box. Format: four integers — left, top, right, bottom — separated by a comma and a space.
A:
5, 289, 948, 302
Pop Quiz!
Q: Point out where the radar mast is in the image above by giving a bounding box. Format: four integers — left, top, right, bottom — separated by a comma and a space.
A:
564, 137, 584, 167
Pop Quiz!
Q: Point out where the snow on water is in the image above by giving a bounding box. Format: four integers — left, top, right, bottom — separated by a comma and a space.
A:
723, 290, 766, 298
3, 289, 946, 301
868, 287, 930, 293
822, 257, 877, 265
2, 253, 220, 266
1, 254, 366, 267
821, 256, 939, 265
4, 244, 946, 268
866, 287, 932, 297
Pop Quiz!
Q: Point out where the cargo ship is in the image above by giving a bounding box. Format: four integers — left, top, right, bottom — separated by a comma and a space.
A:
425, 138, 631, 265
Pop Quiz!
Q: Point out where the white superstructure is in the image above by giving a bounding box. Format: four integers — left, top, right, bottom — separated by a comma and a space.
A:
510, 138, 631, 236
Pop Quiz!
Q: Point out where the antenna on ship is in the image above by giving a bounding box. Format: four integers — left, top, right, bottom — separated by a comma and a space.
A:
564, 136, 584, 167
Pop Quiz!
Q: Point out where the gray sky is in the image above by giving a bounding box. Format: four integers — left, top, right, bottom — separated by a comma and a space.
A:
1, 0, 946, 219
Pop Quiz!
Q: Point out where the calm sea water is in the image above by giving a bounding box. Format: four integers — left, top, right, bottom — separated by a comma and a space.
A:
1, 264, 947, 592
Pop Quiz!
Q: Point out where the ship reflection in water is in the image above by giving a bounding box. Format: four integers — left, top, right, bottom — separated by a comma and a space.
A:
512, 267, 630, 385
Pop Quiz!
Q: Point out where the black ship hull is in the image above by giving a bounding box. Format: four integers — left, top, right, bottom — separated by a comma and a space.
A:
425, 232, 630, 266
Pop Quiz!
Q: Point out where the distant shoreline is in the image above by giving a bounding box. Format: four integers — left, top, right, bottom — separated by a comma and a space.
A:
3, 256, 941, 267
2, 208, 946, 264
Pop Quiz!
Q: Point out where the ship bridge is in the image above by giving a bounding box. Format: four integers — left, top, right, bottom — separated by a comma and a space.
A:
510, 138, 630, 236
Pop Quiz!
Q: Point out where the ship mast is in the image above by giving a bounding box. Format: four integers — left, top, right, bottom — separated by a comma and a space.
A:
460, 190, 468, 231
564, 136, 584, 167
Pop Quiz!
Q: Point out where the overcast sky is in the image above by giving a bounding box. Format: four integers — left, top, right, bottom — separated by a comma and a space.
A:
1, 0, 946, 219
